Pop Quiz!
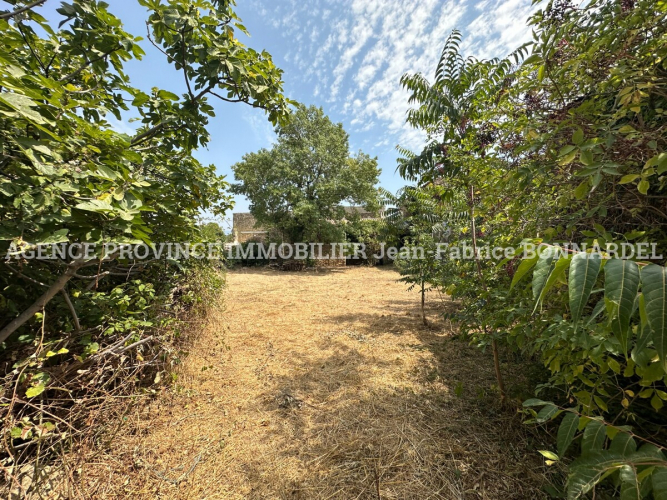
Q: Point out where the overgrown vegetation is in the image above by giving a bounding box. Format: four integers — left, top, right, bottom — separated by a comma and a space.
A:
232, 104, 381, 243
0, 0, 289, 491
393, 0, 667, 497
2, 0, 666, 497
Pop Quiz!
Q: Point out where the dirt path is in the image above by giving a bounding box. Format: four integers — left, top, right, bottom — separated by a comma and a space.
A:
86, 267, 548, 499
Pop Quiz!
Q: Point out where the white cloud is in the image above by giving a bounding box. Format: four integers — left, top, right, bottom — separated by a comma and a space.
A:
106, 116, 136, 136
247, 0, 536, 151
244, 112, 276, 146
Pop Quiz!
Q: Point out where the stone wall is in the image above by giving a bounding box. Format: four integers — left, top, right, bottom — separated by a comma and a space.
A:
313, 244, 346, 267
232, 211, 378, 268
233, 213, 269, 244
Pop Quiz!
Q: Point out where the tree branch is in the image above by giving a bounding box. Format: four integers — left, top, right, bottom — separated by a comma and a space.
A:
2, 262, 48, 287
180, 30, 195, 101
59, 48, 120, 83
16, 22, 47, 75
60, 288, 81, 331
130, 82, 218, 147
209, 91, 247, 104
130, 121, 166, 146
0, 259, 88, 345
0, 0, 47, 20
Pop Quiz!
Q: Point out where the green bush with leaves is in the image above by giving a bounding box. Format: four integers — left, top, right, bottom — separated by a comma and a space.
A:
0, 0, 289, 341
382, 186, 450, 325
0, 0, 290, 469
512, 245, 667, 497
395, 0, 667, 496
232, 104, 381, 244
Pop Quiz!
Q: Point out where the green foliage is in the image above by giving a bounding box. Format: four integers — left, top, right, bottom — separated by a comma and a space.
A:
395, 234, 442, 326
0, 0, 288, 462
396, 0, 667, 496
199, 221, 229, 242
383, 186, 449, 325
232, 104, 381, 243
0, 0, 290, 341
569, 253, 602, 326
526, 400, 667, 500
341, 217, 384, 264
642, 264, 667, 371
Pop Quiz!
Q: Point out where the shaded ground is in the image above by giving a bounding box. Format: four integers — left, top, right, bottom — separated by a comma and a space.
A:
81, 266, 550, 499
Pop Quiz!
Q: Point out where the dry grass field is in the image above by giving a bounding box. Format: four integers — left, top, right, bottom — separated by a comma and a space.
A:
79, 266, 550, 499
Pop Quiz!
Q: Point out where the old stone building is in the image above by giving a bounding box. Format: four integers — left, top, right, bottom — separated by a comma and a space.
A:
232, 213, 270, 244
232, 207, 382, 244
342, 206, 384, 220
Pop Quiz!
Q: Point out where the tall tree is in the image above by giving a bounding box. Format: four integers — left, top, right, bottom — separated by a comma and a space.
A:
232, 104, 381, 242
0, 0, 291, 341
397, 0, 667, 495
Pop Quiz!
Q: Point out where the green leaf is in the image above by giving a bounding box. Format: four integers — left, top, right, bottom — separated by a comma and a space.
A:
560, 149, 578, 166
92, 164, 119, 180
580, 150, 594, 165
619, 174, 639, 184
131, 92, 150, 106
581, 420, 606, 457
536, 403, 560, 422
34, 228, 69, 245
75, 199, 114, 213
569, 252, 602, 325
523, 398, 550, 407
537, 254, 571, 308
560, 145, 577, 156
573, 128, 584, 145
585, 298, 606, 326
0, 92, 51, 125
539, 450, 560, 461
574, 181, 589, 199
567, 451, 625, 500
511, 254, 539, 290
157, 89, 179, 101
537, 64, 545, 81
651, 393, 664, 411
641, 265, 667, 371
605, 260, 640, 356
45, 348, 68, 357
557, 411, 579, 456
532, 246, 559, 301
26, 383, 46, 398
594, 395, 608, 412
610, 432, 637, 456
522, 53, 542, 66
619, 465, 640, 500
653, 466, 667, 500
638, 179, 650, 195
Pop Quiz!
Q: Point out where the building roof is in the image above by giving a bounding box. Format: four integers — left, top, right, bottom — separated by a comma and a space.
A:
342, 206, 372, 215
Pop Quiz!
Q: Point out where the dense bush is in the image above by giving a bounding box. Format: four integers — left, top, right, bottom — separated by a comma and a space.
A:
0, 0, 289, 480
232, 104, 381, 244
396, 0, 667, 497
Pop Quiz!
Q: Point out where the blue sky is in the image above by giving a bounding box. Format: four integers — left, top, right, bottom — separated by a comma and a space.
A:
37, 0, 538, 231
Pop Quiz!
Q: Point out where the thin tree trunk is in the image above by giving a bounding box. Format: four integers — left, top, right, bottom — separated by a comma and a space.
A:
469, 185, 506, 402
60, 289, 81, 331
0, 262, 82, 344
421, 280, 427, 326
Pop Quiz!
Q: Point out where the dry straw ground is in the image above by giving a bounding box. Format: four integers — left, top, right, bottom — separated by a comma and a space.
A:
79, 266, 550, 499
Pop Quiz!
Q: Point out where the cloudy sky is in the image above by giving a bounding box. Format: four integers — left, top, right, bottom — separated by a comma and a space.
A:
244, 0, 538, 151
39, 0, 539, 230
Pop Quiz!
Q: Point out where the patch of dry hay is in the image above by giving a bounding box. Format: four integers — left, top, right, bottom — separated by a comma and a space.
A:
78, 266, 551, 499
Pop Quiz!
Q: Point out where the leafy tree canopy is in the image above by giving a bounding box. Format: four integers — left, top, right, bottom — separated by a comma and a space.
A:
232, 104, 381, 243
0, 0, 291, 342
394, 0, 667, 495
199, 221, 231, 242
